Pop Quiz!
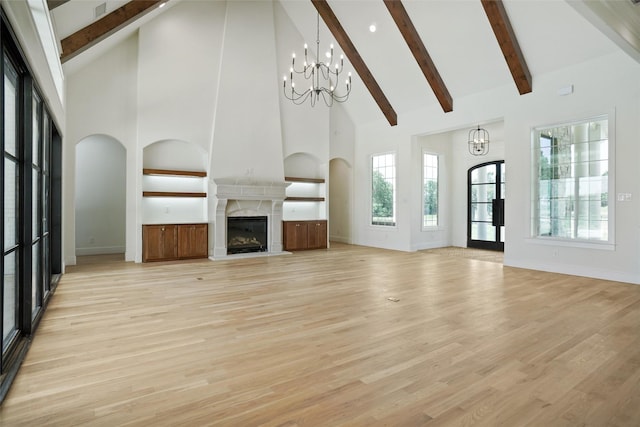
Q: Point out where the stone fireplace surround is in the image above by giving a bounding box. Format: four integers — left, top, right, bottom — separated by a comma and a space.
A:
211, 178, 289, 259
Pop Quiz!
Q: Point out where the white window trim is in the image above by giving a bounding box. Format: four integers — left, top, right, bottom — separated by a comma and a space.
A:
370, 151, 397, 228
530, 111, 615, 246
421, 150, 439, 231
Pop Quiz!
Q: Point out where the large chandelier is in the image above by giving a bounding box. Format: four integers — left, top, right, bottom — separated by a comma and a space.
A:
282, 13, 352, 107
468, 125, 490, 156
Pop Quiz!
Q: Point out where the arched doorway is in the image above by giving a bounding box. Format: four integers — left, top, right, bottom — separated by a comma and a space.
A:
75, 135, 126, 257
329, 158, 352, 244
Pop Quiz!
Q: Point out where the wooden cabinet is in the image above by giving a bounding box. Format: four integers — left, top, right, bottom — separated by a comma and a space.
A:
178, 224, 208, 259
283, 220, 327, 251
307, 221, 327, 249
143, 225, 178, 262
283, 221, 308, 251
143, 223, 208, 262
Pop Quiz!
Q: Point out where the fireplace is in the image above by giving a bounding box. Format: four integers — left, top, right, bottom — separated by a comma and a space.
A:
211, 178, 289, 259
227, 216, 268, 254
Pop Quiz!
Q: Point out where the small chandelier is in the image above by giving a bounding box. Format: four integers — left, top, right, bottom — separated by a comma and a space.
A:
468, 125, 490, 156
282, 13, 352, 107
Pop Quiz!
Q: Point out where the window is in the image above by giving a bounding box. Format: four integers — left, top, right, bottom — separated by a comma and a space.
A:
4, 53, 21, 351
532, 116, 610, 242
1, 14, 61, 400
423, 152, 438, 228
371, 153, 396, 226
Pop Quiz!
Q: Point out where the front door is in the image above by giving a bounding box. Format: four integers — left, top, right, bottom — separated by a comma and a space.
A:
468, 161, 505, 251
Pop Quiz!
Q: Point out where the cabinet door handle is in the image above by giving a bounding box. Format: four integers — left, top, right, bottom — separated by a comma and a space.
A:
161, 227, 165, 232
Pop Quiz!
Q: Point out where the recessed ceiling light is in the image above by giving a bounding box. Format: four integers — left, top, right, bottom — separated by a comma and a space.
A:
369, 23, 377, 33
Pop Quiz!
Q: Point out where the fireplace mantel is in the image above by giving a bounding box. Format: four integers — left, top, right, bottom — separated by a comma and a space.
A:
210, 178, 290, 259
212, 178, 289, 201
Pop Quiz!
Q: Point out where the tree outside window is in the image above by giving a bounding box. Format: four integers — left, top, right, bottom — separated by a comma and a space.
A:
371, 153, 395, 226
423, 153, 438, 227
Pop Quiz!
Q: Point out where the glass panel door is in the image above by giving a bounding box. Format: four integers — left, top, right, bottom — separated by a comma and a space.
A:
468, 161, 505, 251
3, 53, 21, 352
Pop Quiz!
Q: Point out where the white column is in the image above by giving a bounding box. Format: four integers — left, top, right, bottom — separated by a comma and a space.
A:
213, 198, 228, 257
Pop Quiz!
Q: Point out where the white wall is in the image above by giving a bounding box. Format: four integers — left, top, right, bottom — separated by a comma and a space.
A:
448, 122, 505, 248
210, 1, 284, 181
329, 158, 352, 243
61, 0, 640, 284
1, 0, 64, 126
137, 0, 224, 152
411, 131, 453, 251
64, 0, 339, 263
142, 140, 208, 225
352, 51, 640, 284
65, 33, 138, 265
505, 52, 640, 284
75, 136, 126, 255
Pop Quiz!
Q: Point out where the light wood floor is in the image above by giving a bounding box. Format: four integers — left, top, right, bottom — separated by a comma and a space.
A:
2, 243, 640, 426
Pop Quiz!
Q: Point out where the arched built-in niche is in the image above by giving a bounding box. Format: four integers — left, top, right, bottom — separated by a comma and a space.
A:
75, 134, 126, 255
142, 140, 208, 225
283, 152, 326, 221
143, 139, 207, 171
329, 157, 352, 244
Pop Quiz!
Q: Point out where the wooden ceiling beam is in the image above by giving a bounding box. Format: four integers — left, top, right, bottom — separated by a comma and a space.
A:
60, 0, 164, 63
481, 0, 532, 94
47, 0, 71, 10
311, 0, 397, 126
384, 0, 453, 113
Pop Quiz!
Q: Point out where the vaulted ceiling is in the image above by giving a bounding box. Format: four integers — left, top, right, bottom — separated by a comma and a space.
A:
49, 0, 640, 126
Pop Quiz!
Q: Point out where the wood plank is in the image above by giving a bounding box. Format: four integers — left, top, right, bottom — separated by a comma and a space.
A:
285, 176, 325, 183
383, 0, 453, 113
142, 191, 206, 198
2, 244, 640, 424
311, 0, 398, 126
481, 0, 532, 95
60, 1, 165, 63
143, 169, 207, 177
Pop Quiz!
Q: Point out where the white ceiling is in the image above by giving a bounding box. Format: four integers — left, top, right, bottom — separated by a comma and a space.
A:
50, 0, 640, 126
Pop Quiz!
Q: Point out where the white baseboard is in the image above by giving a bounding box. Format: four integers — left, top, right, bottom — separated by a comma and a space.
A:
504, 258, 640, 285
411, 241, 449, 251
76, 246, 125, 256
329, 235, 351, 244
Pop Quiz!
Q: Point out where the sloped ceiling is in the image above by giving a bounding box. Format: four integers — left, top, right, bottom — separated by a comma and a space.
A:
50, 0, 638, 126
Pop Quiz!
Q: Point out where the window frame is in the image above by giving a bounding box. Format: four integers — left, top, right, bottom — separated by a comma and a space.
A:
370, 151, 397, 228
530, 114, 614, 248
0, 11, 62, 401
422, 151, 439, 230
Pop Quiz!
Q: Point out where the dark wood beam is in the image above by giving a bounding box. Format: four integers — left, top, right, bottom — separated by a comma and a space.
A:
481, 0, 532, 94
60, 0, 164, 63
47, 0, 71, 10
383, 0, 453, 113
311, 0, 397, 126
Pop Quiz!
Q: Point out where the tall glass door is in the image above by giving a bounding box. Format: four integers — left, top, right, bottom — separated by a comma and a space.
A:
468, 161, 505, 251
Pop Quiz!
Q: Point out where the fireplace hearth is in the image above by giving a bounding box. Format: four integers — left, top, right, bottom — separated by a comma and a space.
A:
227, 216, 268, 254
